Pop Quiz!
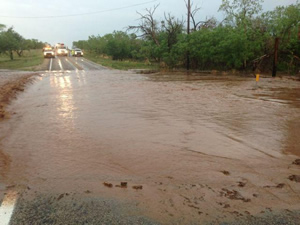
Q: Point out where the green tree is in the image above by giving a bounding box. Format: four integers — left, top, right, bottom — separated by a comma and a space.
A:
262, 1, 300, 72
218, 0, 264, 68
0, 27, 24, 59
219, 0, 263, 27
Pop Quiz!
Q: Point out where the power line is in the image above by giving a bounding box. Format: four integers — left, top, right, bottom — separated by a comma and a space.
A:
0, 0, 158, 19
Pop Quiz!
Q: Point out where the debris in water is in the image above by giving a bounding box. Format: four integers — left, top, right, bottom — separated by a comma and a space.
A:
6, 185, 16, 189
237, 182, 246, 187
121, 182, 127, 187
276, 183, 285, 188
220, 188, 250, 202
103, 182, 113, 188
292, 159, 300, 165
221, 170, 230, 175
223, 204, 230, 208
132, 185, 143, 190
57, 194, 64, 201
288, 175, 300, 183
115, 182, 128, 188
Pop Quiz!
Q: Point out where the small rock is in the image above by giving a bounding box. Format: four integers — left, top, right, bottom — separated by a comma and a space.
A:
103, 182, 113, 188
132, 185, 143, 190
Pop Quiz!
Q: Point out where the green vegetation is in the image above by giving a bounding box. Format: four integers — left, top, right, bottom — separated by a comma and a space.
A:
84, 51, 159, 70
0, 49, 44, 70
73, 0, 300, 73
0, 25, 45, 70
0, 25, 44, 61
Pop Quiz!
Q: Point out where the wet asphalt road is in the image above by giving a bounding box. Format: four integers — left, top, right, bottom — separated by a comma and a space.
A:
0, 57, 160, 225
0, 56, 299, 224
45, 56, 107, 72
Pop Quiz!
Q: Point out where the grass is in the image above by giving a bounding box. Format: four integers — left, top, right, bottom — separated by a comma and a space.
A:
84, 52, 159, 71
0, 49, 44, 71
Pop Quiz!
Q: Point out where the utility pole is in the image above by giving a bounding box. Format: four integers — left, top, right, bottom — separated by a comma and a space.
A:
187, 0, 191, 71
272, 37, 280, 77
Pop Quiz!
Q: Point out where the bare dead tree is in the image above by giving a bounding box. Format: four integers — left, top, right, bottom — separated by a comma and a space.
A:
184, 0, 217, 31
161, 13, 184, 51
198, 17, 217, 29
184, 0, 200, 31
127, 4, 161, 46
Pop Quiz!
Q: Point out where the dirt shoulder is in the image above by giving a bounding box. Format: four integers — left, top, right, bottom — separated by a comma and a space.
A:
0, 70, 38, 119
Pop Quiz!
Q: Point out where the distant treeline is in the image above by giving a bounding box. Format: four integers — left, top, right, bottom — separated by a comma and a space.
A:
0, 25, 45, 60
74, 0, 300, 72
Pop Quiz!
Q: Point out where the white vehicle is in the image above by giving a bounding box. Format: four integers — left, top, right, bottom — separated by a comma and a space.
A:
43, 47, 55, 58
55, 43, 68, 56
72, 48, 84, 57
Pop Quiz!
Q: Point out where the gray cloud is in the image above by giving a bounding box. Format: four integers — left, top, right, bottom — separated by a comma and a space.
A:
0, 0, 295, 47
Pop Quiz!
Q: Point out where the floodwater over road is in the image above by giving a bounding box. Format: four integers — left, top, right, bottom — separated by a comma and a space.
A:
0, 64, 299, 224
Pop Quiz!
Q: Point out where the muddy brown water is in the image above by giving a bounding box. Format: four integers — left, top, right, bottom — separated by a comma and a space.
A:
0, 71, 300, 223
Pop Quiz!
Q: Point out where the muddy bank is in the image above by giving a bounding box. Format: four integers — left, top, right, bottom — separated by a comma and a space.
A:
0, 70, 37, 119
0, 70, 38, 189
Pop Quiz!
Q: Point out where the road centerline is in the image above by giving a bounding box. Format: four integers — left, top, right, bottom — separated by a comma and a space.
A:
58, 58, 64, 71
49, 58, 53, 71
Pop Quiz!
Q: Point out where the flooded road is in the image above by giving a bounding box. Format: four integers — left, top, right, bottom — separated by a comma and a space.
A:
0, 65, 300, 224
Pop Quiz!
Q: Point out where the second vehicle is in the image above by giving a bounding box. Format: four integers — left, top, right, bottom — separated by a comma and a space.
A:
72, 48, 84, 57
55, 43, 68, 56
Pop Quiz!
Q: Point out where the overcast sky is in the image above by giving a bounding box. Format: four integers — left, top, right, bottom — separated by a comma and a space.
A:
0, 0, 296, 47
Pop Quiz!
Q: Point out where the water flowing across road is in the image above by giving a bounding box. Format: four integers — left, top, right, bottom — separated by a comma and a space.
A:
0, 62, 299, 224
